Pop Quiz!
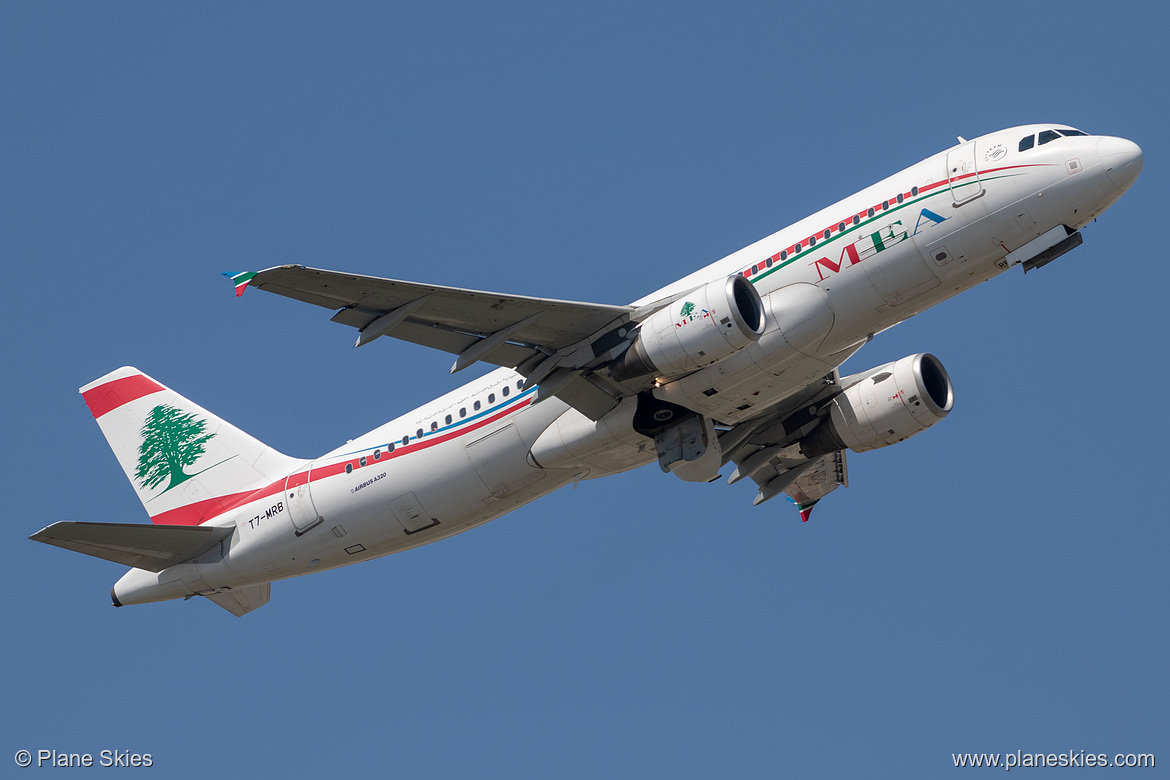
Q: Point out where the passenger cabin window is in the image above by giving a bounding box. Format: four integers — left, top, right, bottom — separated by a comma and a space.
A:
416, 429, 424, 439
474, 400, 481, 411
1019, 135, 1035, 152
459, 407, 466, 418
1038, 129, 1061, 145
444, 414, 452, 425
430, 421, 438, 432
488, 393, 495, 403
402, 436, 409, 446
502, 386, 510, 397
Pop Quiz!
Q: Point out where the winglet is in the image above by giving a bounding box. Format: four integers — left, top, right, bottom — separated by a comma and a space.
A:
223, 271, 258, 297
786, 496, 818, 523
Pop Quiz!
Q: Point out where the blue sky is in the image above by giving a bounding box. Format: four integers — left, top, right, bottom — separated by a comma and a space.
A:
3, 2, 1166, 777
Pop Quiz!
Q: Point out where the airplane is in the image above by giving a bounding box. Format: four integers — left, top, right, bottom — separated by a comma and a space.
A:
31, 124, 1142, 616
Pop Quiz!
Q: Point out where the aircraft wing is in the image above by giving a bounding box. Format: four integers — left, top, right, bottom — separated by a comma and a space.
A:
753, 451, 847, 521
725, 443, 848, 521
234, 266, 638, 419
29, 521, 233, 572
719, 370, 850, 520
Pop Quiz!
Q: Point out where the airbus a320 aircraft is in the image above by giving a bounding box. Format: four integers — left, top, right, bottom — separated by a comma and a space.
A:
33, 125, 1142, 615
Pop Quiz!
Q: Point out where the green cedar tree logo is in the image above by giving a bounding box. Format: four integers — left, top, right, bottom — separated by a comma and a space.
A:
679, 301, 696, 318
134, 404, 216, 493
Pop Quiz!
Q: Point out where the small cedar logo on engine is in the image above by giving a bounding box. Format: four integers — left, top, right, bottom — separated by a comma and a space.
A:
675, 300, 712, 328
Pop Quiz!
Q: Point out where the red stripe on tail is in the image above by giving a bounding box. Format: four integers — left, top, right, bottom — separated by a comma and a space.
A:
82, 375, 166, 419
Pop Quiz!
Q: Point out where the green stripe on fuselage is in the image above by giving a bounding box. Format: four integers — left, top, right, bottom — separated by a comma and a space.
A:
746, 171, 1026, 285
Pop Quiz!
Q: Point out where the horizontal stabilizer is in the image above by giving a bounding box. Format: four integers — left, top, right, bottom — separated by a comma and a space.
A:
29, 521, 232, 572
204, 583, 270, 617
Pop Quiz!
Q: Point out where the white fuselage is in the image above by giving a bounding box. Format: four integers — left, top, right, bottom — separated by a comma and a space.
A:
114, 125, 1142, 606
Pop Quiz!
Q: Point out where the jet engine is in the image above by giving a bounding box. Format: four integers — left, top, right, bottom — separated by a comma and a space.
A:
801, 353, 954, 456
609, 274, 766, 382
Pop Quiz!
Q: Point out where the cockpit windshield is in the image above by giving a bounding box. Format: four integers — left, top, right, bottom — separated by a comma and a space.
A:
1019, 128, 1089, 152
1020, 127, 1090, 152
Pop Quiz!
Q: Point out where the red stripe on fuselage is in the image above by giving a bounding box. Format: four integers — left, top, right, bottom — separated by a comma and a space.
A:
82, 374, 166, 419
151, 396, 534, 526
151, 479, 287, 525
745, 163, 1053, 278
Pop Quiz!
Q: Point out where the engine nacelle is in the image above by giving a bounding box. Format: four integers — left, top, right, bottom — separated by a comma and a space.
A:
610, 275, 766, 382
802, 353, 954, 455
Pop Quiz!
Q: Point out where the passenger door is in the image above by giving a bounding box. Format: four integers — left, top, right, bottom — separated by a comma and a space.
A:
946, 141, 984, 206
284, 468, 322, 535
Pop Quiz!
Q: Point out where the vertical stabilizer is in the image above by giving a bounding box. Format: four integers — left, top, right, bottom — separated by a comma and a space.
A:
80, 367, 303, 525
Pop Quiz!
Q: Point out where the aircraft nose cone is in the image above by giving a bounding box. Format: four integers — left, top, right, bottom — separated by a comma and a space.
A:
1097, 136, 1143, 193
